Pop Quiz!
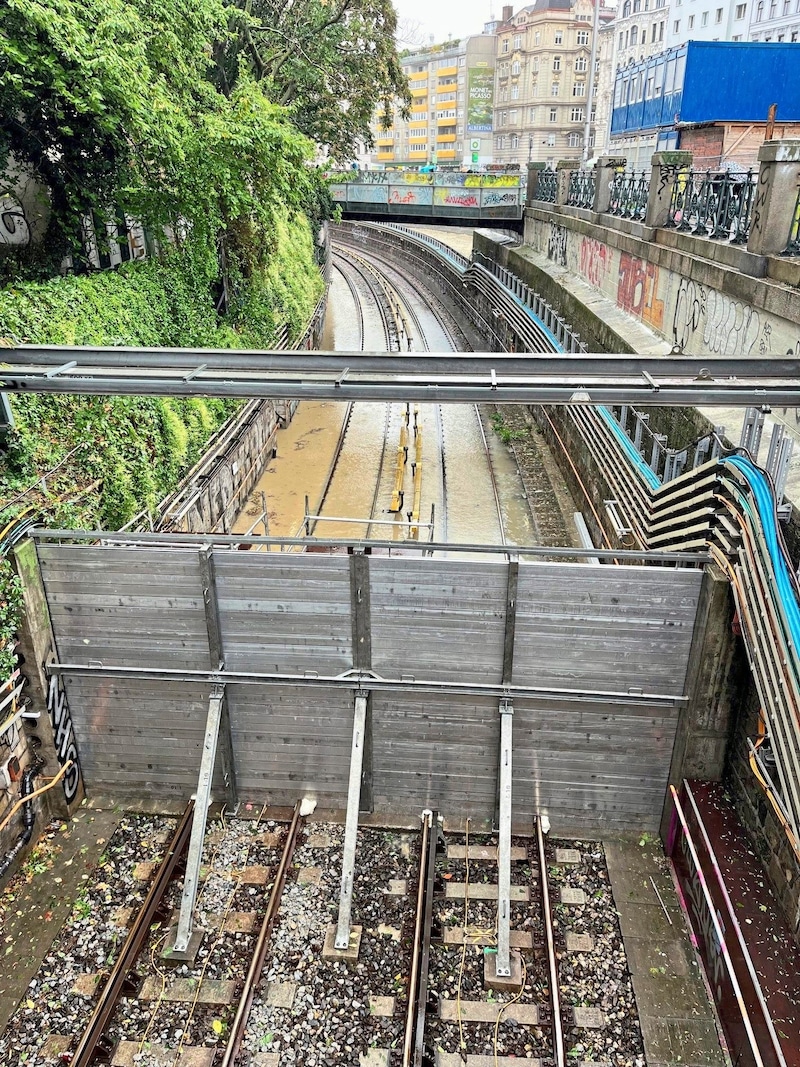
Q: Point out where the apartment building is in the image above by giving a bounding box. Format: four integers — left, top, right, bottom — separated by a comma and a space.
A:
666, 0, 752, 46
748, 0, 800, 41
492, 0, 615, 169
370, 34, 496, 168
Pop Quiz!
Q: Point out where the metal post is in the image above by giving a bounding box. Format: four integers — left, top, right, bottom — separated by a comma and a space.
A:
496, 699, 514, 977
650, 433, 667, 475
582, 0, 601, 163
173, 685, 225, 952
335, 691, 369, 949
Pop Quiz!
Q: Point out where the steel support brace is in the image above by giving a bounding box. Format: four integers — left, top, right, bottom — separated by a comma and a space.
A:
199, 547, 237, 809
502, 562, 519, 685
350, 551, 372, 671
335, 691, 369, 949
173, 685, 225, 953
496, 699, 514, 977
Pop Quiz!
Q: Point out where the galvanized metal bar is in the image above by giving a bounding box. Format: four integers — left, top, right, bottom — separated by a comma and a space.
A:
496, 700, 514, 977
173, 686, 225, 953
31, 527, 712, 564
335, 692, 368, 949
502, 561, 519, 685
47, 661, 688, 706
573, 513, 600, 564
350, 551, 372, 671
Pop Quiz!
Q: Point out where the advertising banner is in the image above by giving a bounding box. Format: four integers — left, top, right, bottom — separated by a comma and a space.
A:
467, 65, 494, 133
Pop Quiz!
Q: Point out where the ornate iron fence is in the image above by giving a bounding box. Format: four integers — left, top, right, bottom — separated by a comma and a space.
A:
666, 169, 757, 244
607, 170, 650, 221
536, 169, 557, 203
566, 170, 596, 209
784, 186, 800, 256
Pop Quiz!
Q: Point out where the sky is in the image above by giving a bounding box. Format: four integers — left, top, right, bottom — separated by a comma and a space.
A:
393, 0, 498, 48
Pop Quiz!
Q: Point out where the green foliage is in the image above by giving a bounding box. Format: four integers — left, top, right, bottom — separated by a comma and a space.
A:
0, 558, 23, 677
215, 0, 411, 161
490, 411, 527, 445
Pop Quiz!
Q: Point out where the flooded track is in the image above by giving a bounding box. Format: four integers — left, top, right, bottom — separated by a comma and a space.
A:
233, 238, 549, 551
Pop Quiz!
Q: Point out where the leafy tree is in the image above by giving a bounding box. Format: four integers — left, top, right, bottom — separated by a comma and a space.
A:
214, 0, 410, 161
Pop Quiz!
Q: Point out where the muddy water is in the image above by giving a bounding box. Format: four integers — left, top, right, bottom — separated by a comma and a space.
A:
233, 248, 550, 551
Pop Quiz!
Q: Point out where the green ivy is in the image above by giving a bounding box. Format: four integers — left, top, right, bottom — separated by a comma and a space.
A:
0, 211, 324, 677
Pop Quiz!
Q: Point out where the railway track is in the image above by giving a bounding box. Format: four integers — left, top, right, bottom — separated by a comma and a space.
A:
4, 805, 643, 1066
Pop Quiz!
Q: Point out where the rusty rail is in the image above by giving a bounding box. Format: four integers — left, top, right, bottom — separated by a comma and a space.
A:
69, 802, 195, 1066
220, 799, 304, 1066
403, 809, 439, 1067
536, 814, 566, 1067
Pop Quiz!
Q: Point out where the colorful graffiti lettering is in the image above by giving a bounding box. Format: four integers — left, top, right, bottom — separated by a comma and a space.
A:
617, 252, 664, 329
482, 191, 517, 207
389, 189, 418, 205
579, 237, 610, 289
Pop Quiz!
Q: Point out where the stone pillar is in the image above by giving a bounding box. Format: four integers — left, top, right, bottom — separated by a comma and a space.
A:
555, 159, 577, 206
645, 151, 692, 229
526, 162, 546, 206
747, 139, 800, 256
591, 155, 627, 213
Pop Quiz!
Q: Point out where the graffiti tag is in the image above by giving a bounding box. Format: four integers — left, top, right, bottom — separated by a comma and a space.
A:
47, 670, 81, 803
579, 237, 610, 289
547, 222, 567, 267
0, 195, 31, 247
617, 252, 664, 329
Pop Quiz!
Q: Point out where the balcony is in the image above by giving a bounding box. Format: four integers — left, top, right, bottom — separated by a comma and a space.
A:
437, 65, 458, 77
437, 133, 456, 143
437, 149, 457, 159
409, 120, 427, 129
437, 114, 457, 125
438, 81, 458, 94
410, 86, 429, 98
376, 152, 395, 160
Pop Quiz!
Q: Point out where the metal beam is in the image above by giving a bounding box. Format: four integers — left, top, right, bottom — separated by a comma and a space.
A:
199, 548, 237, 810
496, 700, 514, 977
502, 561, 519, 685
335, 691, 369, 949
31, 527, 712, 564
47, 661, 687, 707
350, 551, 372, 671
173, 685, 225, 953
3, 347, 800, 405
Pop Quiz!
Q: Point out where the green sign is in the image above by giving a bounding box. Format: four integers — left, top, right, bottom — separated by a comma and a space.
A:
467, 66, 494, 133
472, 153, 479, 163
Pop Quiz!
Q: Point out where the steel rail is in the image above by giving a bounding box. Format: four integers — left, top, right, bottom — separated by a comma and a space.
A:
474, 404, 507, 549
221, 800, 304, 1067
69, 802, 195, 1066
403, 809, 438, 1067
332, 257, 365, 351
536, 815, 566, 1067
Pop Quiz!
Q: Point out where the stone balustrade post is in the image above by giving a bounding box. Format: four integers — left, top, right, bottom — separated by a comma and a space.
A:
592, 156, 627, 213
555, 159, 577, 206
747, 140, 800, 256
526, 162, 546, 206
645, 151, 692, 229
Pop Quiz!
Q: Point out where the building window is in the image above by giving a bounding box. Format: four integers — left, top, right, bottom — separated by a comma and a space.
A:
511, 134, 520, 149
551, 82, 560, 95
553, 55, 561, 70
547, 133, 556, 146
495, 137, 503, 150
554, 30, 563, 43
529, 106, 536, 121
735, 2, 746, 15
673, 18, 680, 31
509, 109, 518, 123
511, 84, 519, 99
571, 106, 585, 121
534, 31, 540, 44
792, 29, 799, 38
642, 28, 648, 43
532, 57, 540, 72
756, 0, 764, 18
575, 56, 587, 72
568, 132, 582, 147
784, 0, 791, 11
513, 34, 522, 48
716, 6, 723, 18
631, 25, 639, 44
512, 61, 521, 74
549, 107, 558, 122
577, 29, 590, 44
688, 14, 695, 26
573, 82, 586, 96
701, 11, 709, 25
659, 19, 665, 38
769, 0, 777, 15
623, 0, 631, 15
619, 31, 624, 48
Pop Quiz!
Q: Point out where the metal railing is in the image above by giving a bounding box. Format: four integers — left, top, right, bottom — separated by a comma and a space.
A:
607, 170, 650, 222
566, 169, 596, 209
536, 169, 557, 203
667, 169, 757, 244
784, 186, 800, 256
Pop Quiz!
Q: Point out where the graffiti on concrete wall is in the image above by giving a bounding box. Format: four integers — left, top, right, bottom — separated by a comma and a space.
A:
617, 252, 664, 329
672, 278, 768, 356
47, 669, 81, 804
0, 195, 31, 246
579, 237, 610, 290
547, 222, 568, 267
